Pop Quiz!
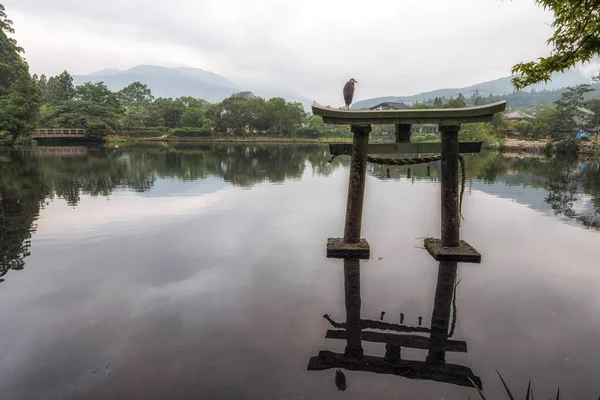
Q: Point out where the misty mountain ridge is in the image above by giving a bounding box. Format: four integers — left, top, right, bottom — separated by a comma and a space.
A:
351, 67, 597, 110
73, 65, 313, 108
73, 64, 597, 111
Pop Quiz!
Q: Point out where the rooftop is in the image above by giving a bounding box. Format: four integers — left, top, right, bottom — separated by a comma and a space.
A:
369, 101, 411, 110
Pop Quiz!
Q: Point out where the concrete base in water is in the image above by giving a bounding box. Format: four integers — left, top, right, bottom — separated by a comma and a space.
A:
326, 238, 370, 259
423, 238, 481, 263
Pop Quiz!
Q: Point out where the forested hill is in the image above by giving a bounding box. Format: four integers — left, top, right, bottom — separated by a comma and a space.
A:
351, 68, 597, 110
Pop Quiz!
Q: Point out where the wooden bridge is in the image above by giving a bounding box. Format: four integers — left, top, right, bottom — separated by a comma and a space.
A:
31, 129, 86, 139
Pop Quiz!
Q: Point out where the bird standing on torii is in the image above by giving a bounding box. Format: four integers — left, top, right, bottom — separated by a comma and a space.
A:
343, 78, 358, 109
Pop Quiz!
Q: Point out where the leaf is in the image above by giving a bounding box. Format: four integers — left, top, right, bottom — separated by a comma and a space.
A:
555, 387, 560, 400
495, 369, 516, 400
468, 378, 486, 400
526, 381, 532, 400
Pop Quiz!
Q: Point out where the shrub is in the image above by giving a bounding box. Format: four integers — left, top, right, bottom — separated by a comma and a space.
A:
13, 135, 37, 146
460, 123, 502, 149
412, 134, 427, 143
296, 126, 320, 138
514, 121, 534, 138
121, 127, 168, 138
544, 141, 556, 157
85, 121, 109, 142
554, 138, 578, 157
170, 127, 213, 137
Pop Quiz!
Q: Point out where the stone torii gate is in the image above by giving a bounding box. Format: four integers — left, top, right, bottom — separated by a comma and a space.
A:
312, 100, 507, 261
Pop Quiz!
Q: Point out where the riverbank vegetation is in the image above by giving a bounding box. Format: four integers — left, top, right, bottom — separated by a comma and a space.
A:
0, 5, 41, 145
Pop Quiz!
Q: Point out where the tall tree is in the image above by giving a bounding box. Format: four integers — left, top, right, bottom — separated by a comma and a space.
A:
219, 93, 264, 135
0, 5, 41, 143
49, 70, 75, 102
583, 98, 600, 140
444, 97, 466, 109
0, 4, 21, 52
552, 84, 594, 137
119, 82, 154, 126
512, 0, 600, 89
35, 73, 49, 101
75, 81, 121, 113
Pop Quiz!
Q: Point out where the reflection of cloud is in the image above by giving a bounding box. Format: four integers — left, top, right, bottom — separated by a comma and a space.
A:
3, 168, 600, 398
35, 186, 233, 239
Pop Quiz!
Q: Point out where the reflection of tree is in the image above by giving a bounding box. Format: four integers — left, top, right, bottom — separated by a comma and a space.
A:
38, 150, 157, 205
546, 159, 578, 220
306, 148, 344, 177
209, 145, 308, 186
545, 159, 600, 229
308, 258, 481, 389
0, 151, 49, 282
371, 153, 600, 230
30, 144, 338, 206
0, 144, 340, 274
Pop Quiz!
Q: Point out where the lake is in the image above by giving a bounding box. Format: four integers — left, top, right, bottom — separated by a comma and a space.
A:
1, 143, 599, 400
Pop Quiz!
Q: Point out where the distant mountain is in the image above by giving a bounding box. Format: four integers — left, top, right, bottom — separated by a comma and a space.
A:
89, 68, 121, 76
172, 67, 238, 89
73, 65, 312, 108
73, 65, 239, 103
351, 68, 594, 110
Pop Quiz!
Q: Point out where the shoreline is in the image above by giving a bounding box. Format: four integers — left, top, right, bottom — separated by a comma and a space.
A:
105, 136, 352, 144
5, 136, 598, 159
498, 139, 549, 154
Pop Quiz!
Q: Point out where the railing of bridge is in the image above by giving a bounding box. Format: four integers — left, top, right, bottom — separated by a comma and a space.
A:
31, 128, 86, 137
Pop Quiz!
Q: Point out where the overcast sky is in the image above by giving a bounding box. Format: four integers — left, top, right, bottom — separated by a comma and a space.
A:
3, 0, 569, 105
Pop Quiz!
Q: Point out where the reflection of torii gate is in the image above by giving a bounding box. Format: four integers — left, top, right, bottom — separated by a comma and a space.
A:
306, 102, 507, 390
307, 258, 481, 388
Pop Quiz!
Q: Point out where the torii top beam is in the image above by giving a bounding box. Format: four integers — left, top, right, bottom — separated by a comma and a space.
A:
312, 101, 507, 125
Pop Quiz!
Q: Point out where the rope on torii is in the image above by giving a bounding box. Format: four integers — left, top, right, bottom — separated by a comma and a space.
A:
327, 153, 466, 221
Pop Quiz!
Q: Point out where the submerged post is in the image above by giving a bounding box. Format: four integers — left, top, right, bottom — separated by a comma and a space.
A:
327, 125, 371, 258
440, 124, 460, 247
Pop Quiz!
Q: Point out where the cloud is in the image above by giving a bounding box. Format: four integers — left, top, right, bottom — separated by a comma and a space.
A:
5, 0, 554, 105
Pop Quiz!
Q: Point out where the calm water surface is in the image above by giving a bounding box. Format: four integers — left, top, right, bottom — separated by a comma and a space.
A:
1, 144, 599, 399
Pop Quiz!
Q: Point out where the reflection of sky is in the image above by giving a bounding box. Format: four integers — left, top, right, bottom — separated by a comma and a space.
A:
471, 180, 553, 215
138, 176, 231, 197
2, 160, 600, 400
572, 193, 599, 220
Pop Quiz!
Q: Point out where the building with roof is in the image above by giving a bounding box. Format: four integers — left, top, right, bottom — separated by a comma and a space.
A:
369, 101, 410, 111
503, 110, 536, 122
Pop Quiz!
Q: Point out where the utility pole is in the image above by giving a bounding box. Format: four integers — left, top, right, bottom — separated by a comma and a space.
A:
474, 89, 480, 106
